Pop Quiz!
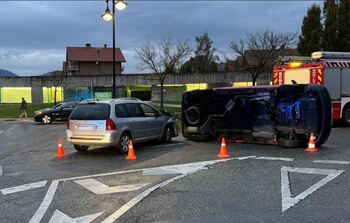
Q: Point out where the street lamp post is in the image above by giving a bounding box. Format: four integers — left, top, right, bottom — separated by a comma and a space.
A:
102, 0, 127, 99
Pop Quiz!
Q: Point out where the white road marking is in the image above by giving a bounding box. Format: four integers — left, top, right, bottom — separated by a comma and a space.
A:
103, 159, 231, 223
313, 160, 350, 165
281, 166, 344, 212
255, 156, 294, 162
74, 178, 149, 195
1, 181, 47, 195
0, 166, 3, 176
0, 130, 4, 134
101, 174, 184, 223
29, 180, 59, 223
1, 158, 239, 223
48, 210, 103, 223
143, 159, 231, 176
60, 169, 143, 182
234, 156, 257, 160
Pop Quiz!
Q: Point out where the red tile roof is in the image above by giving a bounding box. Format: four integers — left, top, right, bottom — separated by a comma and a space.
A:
66, 46, 126, 62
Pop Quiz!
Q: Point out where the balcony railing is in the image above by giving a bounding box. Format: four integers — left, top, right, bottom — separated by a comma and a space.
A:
67, 65, 79, 70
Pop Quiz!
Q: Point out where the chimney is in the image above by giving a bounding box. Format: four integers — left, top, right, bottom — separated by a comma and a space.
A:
85, 43, 91, 47
104, 44, 107, 48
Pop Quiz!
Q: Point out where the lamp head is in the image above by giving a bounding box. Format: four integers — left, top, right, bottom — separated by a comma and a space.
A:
115, 0, 127, 11
102, 6, 113, 21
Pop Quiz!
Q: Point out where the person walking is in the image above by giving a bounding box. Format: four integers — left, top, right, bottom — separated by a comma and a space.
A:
19, 98, 28, 119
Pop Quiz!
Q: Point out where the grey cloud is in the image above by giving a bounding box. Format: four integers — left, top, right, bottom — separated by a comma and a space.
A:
0, 1, 321, 75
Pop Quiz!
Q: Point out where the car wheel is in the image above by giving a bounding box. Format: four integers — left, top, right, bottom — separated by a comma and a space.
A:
162, 126, 173, 143
42, 115, 52, 124
185, 106, 202, 125
306, 85, 332, 147
74, 145, 89, 152
117, 133, 131, 154
342, 104, 350, 126
278, 138, 304, 148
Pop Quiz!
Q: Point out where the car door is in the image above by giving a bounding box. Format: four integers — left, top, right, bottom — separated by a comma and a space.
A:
49, 103, 62, 120
140, 103, 164, 138
60, 103, 75, 120
125, 103, 148, 141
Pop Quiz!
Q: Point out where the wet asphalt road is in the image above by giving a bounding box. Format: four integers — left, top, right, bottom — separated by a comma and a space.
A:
0, 120, 350, 222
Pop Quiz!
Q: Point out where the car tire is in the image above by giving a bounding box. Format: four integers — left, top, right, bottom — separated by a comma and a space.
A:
185, 106, 202, 125
117, 133, 131, 154
342, 103, 350, 126
162, 126, 173, 143
42, 115, 52, 124
278, 138, 304, 148
74, 145, 89, 152
307, 85, 332, 147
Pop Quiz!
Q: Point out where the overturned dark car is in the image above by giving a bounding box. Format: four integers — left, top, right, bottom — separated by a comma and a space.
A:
182, 84, 332, 148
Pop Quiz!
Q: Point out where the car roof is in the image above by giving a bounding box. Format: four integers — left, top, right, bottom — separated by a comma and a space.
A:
80, 98, 143, 105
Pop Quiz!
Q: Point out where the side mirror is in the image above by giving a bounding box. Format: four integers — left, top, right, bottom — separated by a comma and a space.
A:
160, 109, 171, 116
155, 111, 161, 117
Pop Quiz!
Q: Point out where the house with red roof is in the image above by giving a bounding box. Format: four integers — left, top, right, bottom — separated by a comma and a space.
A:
63, 43, 126, 76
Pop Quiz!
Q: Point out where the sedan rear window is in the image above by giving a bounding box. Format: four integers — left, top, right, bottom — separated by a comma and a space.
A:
70, 104, 110, 120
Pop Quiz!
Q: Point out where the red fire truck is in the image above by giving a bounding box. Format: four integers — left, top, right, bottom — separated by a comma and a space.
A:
273, 51, 350, 124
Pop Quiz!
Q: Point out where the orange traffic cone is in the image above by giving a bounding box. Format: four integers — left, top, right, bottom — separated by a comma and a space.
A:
56, 137, 65, 158
305, 133, 319, 153
217, 137, 231, 159
125, 140, 137, 160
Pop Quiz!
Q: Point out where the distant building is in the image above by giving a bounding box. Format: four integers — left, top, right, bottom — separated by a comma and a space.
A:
218, 49, 299, 72
237, 48, 298, 71
217, 60, 239, 72
63, 43, 126, 76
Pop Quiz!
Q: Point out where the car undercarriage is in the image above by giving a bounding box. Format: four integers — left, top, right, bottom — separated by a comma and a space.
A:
182, 84, 332, 148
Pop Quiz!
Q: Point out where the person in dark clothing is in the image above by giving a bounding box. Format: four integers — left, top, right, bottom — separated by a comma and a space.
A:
19, 98, 28, 119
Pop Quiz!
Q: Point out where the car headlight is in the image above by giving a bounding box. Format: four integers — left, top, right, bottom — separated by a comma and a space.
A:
35, 111, 42, 115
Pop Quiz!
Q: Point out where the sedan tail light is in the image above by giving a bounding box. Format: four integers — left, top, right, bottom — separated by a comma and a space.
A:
106, 118, 117, 131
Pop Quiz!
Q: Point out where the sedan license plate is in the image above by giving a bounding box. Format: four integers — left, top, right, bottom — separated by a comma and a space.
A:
78, 125, 95, 131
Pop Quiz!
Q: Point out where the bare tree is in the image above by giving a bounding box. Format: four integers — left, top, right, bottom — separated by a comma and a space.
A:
48, 71, 65, 105
229, 30, 297, 86
135, 38, 192, 109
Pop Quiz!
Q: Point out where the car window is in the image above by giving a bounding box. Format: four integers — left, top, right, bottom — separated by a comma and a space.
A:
53, 103, 62, 109
62, 103, 75, 109
115, 104, 128, 118
140, 104, 157, 117
70, 103, 110, 120
125, 103, 144, 117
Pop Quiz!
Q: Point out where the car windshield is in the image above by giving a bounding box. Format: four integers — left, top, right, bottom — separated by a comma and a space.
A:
70, 103, 110, 120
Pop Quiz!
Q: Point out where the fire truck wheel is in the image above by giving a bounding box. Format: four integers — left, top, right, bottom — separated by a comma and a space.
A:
342, 104, 350, 126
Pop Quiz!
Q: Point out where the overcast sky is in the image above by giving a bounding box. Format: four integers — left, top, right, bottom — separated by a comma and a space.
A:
0, 1, 321, 76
